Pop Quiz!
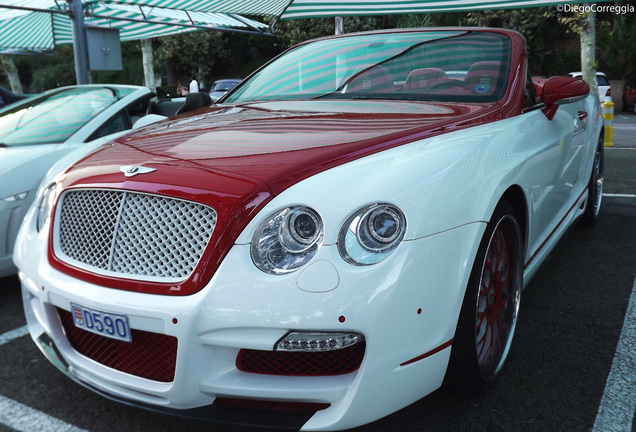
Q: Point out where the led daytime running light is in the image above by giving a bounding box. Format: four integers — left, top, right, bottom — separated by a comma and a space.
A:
276, 332, 365, 352
2, 191, 28, 202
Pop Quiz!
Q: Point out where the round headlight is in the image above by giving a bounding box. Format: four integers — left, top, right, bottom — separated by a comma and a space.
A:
338, 203, 406, 266
280, 208, 322, 252
360, 206, 403, 249
251, 206, 323, 274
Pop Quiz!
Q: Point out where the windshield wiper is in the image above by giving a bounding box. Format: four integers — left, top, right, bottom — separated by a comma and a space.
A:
349, 95, 406, 100
312, 91, 345, 100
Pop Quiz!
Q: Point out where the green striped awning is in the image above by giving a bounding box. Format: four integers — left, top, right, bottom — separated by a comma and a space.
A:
90, 0, 602, 19
92, 0, 293, 18
0, 1, 269, 53
87, 3, 269, 33
0, 12, 58, 52
281, 0, 601, 19
0, 0, 604, 53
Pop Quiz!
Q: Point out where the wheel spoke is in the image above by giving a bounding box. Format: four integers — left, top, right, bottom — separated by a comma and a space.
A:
477, 323, 492, 364
476, 314, 487, 342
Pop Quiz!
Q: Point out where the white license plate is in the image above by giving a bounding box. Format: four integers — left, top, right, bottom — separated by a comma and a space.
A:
70, 303, 132, 342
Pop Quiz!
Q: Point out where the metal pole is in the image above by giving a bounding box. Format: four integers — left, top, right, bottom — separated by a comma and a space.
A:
68, 0, 89, 84
335, 17, 343, 35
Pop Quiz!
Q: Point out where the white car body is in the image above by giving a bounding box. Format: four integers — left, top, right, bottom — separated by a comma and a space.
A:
0, 85, 161, 277
15, 29, 604, 431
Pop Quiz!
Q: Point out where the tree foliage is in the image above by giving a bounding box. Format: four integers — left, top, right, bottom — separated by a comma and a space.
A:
153, 30, 228, 89
597, 15, 636, 81
273, 16, 383, 47
28, 45, 76, 92
463, 7, 576, 76
151, 28, 285, 90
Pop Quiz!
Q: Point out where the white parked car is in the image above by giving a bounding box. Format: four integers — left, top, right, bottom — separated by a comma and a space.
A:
15, 28, 603, 430
0, 84, 164, 277
569, 71, 612, 103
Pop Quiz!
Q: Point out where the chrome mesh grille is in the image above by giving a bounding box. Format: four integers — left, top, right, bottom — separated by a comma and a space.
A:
56, 189, 216, 281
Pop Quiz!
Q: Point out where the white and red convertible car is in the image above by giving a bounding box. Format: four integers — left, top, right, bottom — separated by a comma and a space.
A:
15, 28, 603, 431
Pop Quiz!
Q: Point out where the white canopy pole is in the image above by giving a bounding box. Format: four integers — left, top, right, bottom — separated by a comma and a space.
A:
141, 38, 155, 93
335, 16, 343, 35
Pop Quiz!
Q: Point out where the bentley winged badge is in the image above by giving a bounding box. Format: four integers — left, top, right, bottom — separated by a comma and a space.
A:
120, 165, 156, 177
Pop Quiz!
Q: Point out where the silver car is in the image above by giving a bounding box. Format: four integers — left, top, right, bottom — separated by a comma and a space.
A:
208, 78, 241, 102
0, 84, 162, 277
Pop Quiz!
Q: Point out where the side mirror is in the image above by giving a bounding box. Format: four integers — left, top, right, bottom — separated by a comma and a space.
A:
541, 76, 590, 120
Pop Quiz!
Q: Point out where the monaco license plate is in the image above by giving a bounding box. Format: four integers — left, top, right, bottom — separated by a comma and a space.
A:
70, 303, 132, 342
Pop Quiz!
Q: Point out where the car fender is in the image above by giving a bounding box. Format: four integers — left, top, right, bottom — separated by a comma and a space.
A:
235, 114, 547, 246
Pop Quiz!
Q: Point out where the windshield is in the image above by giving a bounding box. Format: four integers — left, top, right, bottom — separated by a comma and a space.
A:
0, 87, 118, 146
225, 31, 512, 104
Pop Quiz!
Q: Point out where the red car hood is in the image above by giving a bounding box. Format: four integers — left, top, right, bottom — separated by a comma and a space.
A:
54, 100, 501, 294
67, 100, 500, 194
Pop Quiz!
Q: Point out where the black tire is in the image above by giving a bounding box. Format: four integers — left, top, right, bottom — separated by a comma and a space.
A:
579, 132, 604, 227
445, 201, 523, 392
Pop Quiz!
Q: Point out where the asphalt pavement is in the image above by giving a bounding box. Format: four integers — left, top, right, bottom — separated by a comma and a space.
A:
612, 111, 636, 148
1, 112, 635, 432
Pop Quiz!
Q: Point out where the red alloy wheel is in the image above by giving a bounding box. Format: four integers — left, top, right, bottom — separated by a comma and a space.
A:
475, 217, 520, 379
445, 201, 523, 391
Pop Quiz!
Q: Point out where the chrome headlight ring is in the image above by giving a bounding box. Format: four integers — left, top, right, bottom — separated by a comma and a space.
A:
251, 203, 405, 273
251, 206, 324, 275
338, 203, 407, 266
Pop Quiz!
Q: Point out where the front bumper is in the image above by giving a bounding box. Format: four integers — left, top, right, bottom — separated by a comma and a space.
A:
29, 331, 317, 430
16, 202, 484, 431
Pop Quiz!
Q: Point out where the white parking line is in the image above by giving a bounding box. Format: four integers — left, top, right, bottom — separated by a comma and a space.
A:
0, 325, 90, 432
0, 394, 90, 432
592, 278, 636, 432
614, 114, 636, 120
0, 325, 28, 346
